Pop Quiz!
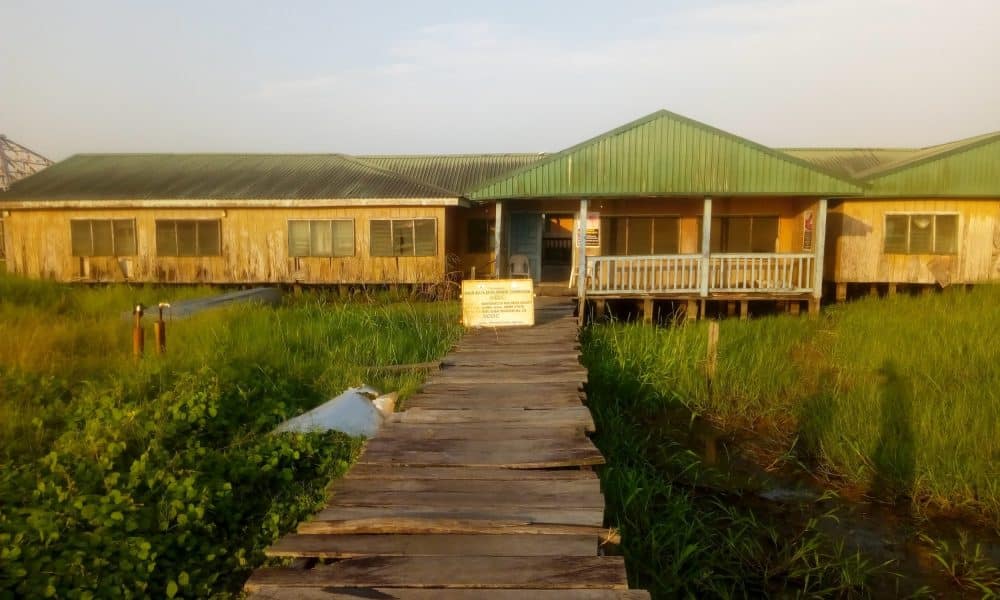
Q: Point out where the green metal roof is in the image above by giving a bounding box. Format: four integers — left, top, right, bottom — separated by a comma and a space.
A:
783, 131, 1000, 197
781, 148, 918, 180
858, 132, 1000, 197
0, 153, 457, 201
468, 110, 863, 200
357, 154, 547, 194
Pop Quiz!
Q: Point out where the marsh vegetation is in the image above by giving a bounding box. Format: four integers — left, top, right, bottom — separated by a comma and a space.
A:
0, 275, 461, 598
584, 286, 1000, 597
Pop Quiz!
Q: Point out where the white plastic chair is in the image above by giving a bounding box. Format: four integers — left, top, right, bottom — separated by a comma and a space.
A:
509, 254, 531, 279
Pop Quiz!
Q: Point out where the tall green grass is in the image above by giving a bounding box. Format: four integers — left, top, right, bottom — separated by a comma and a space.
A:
587, 285, 1000, 525
0, 274, 462, 597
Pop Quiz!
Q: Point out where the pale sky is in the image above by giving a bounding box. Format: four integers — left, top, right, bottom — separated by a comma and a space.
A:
3, 0, 999, 161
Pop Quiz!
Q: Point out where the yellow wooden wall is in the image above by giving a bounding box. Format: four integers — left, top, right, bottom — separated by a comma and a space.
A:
826, 199, 1000, 284
2, 206, 450, 284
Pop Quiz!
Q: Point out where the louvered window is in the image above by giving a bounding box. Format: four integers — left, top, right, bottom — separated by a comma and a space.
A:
155, 220, 221, 257
70, 219, 137, 256
288, 220, 354, 257
884, 214, 958, 254
370, 219, 436, 257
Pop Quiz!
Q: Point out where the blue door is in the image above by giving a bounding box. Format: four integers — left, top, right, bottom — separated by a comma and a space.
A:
508, 213, 542, 282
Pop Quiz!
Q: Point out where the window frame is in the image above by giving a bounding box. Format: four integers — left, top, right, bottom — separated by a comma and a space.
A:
287, 218, 355, 258
601, 215, 682, 256
370, 218, 437, 257
699, 214, 780, 254
69, 218, 137, 257
154, 219, 222, 257
883, 212, 959, 255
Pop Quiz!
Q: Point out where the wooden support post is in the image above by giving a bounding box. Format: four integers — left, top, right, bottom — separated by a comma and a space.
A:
699, 196, 712, 299
888, 283, 897, 297
808, 298, 821, 317
338, 284, 348, 298
686, 299, 699, 322
739, 300, 749, 321
594, 299, 606, 321
835, 282, 848, 303
789, 301, 801, 316
869, 284, 879, 298
726, 301, 736, 317
577, 198, 589, 326
922, 285, 934, 296
292, 283, 302, 296
642, 298, 654, 324
706, 321, 720, 382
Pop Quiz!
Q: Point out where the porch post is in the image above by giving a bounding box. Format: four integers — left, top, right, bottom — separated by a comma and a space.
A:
577, 198, 589, 325
700, 196, 713, 298
812, 198, 829, 305
493, 200, 504, 278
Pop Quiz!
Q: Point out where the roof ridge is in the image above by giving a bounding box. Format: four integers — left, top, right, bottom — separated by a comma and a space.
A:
467, 109, 863, 197
854, 130, 1000, 180
336, 153, 461, 196
356, 152, 549, 158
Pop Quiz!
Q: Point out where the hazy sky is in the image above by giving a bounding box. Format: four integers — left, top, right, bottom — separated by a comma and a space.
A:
3, 0, 999, 160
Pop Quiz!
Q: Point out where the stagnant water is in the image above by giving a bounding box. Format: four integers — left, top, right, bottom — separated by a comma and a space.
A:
650, 404, 1000, 597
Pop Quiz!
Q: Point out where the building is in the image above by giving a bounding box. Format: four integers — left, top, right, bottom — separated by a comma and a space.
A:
1, 110, 997, 317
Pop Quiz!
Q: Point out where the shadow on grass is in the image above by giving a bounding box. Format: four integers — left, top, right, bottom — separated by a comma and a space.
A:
872, 361, 916, 502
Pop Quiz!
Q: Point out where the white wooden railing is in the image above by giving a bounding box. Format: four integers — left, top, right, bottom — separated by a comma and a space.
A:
586, 253, 815, 295
589, 255, 702, 294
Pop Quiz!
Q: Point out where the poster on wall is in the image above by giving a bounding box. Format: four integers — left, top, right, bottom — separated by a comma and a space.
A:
584, 212, 600, 248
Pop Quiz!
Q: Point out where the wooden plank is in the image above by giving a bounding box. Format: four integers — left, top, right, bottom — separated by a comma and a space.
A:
388, 407, 595, 432
443, 355, 579, 367
343, 465, 599, 481
359, 438, 604, 469
297, 517, 620, 542
265, 533, 598, 558
405, 392, 585, 409
427, 374, 585, 386
248, 588, 650, 600
244, 556, 628, 591
328, 484, 605, 509
307, 506, 605, 528
332, 477, 599, 497
374, 424, 588, 441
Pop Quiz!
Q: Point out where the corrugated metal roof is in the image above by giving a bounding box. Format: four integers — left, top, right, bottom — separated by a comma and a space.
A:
0, 153, 457, 201
860, 132, 1000, 197
357, 154, 547, 194
782, 131, 1000, 197
468, 110, 863, 200
780, 148, 918, 179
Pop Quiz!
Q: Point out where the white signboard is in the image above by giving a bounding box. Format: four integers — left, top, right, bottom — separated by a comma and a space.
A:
461, 279, 535, 328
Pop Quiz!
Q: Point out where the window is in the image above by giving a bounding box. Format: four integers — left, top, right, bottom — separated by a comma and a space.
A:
467, 219, 495, 253
601, 217, 680, 255
884, 214, 958, 254
370, 218, 436, 257
155, 219, 221, 257
701, 216, 779, 253
70, 219, 137, 256
288, 219, 354, 257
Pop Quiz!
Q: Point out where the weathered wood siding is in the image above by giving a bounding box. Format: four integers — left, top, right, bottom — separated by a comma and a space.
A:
3, 206, 451, 284
826, 198, 1000, 284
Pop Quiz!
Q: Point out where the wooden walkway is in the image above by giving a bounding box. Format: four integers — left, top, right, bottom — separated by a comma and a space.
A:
245, 298, 647, 599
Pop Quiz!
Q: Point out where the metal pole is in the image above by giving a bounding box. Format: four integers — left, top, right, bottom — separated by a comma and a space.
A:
132, 304, 145, 358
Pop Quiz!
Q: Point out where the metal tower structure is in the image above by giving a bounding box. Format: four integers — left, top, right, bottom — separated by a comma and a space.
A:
0, 135, 53, 191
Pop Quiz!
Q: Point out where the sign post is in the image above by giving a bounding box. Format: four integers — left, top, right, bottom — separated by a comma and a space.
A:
461, 279, 535, 328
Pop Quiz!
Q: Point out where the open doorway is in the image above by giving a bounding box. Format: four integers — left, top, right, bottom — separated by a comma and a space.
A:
542, 213, 574, 282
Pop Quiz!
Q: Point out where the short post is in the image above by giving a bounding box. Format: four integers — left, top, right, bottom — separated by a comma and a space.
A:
739, 300, 749, 321
642, 298, 654, 324
887, 283, 897, 297
154, 302, 169, 355
789, 301, 801, 316
594, 298, 606, 321
706, 320, 720, 394
686, 299, 699, 323
132, 304, 145, 358
835, 282, 848, 303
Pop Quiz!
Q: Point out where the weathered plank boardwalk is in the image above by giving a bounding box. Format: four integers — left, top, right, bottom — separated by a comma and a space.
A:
245, 298, 647, 599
